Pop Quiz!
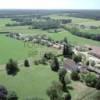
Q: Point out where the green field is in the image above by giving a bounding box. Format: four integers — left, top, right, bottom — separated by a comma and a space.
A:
0, 65, 58, 100
0, 35, 60, 64
0, 18, 100, 46
48, 14, 94, 24
0, 16, 100, 100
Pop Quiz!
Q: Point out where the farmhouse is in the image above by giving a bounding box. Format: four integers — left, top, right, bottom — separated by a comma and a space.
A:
64, 58, 79, 72
89, 46, 100, 59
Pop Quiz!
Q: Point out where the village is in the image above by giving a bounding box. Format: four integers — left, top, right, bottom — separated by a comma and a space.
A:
6, 32, 100, 76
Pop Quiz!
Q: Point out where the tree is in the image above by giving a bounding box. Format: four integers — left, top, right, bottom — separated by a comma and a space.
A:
85, 73, 97, 87
7, 91, 18, 100
86, 60, 90, 66
44, 52, 54, 60
95, 78, 100, 90
24, 59, 30, 67
46, 81, 63, 100
63, 37, 68, 44
51, 57, 59, 72
63, 92, 71, 100
73, 54, 82, 63
6, 59, 19, 76
63, 43, 73, 58
58, 68, 67, 92
0, 85, 8, 100
91, 61, 96, 67
71, 71, 80, 81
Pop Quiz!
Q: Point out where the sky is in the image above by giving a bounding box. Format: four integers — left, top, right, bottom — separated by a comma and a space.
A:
0, 0, 100, 9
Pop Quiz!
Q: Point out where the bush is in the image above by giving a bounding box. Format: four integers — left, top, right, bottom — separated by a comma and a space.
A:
86, 60, 90, 66
7, 91, 18, 100
58, 68, 68, 92
71, 71, 80, 81
39, 57, 47, 65
73, 54, 82, 63
6, 59, 19, 76
58, 68, 67, 84
44, 52, 55, 60
95, 78, 100, 90
85, 73, 97, 87
0, 85, 8, 100
63, 43, 73, 58
64, 92, 71, 100
24, 59, 30, 67
50, 57, 59, 72
46, 81, 63, 100
65, 74, 71, 85
91, 61, 96, 67
34, 60, 39, 65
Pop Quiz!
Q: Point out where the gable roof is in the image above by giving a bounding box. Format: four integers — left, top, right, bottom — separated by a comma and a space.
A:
64, 58, 78, 71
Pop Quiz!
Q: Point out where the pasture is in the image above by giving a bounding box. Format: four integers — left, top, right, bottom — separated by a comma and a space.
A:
0, 18, 100, 46
0, 11, 100, 100
0, 35, 60, 64
0, 65, 58, 100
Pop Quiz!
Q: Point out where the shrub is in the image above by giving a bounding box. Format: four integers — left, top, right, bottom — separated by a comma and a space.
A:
0, 85, 8, 100
7, 91, 18, 100
6, 59, 19, 76
39, 57, 47, 65
63, 43, 73, 58
44, 52, 55, 60
71, 71, 80, 81
58, 68, 68, 92
80, 73, 86, 82
95, 78, 100, 90
58, 68, 67, 84
46, 81, 63, 100
65, 74, 71, 85
91, 61, 96, 67
50, 57, 59, 72
34, 60, 39, 65
64, 92, 71, 100
86, 60, 90, 66
85, 73, 97, 87
73, 54, 82, 63
24, 59, 30, 67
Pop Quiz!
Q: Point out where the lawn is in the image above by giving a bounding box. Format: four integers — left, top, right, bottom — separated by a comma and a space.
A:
0, 64, 58, 100
0, 34, 33, 64
0, 34, 60, 64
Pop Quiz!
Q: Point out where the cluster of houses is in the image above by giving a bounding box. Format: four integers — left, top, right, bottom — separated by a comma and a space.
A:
6, 32, 100, 75
6, 32, 64, 49
73, 45, 100, 75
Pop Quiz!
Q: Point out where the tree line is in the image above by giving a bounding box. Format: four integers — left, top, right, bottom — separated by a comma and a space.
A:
64, 27, 100, 41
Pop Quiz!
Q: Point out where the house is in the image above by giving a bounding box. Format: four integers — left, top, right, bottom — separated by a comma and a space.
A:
64, 58, 79, 72
89, 46, 100, 59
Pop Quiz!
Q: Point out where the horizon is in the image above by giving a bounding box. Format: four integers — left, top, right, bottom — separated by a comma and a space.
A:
0, 0, 100, 10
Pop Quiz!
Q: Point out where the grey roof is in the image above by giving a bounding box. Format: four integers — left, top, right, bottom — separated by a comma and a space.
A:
64, 58, 79, 71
